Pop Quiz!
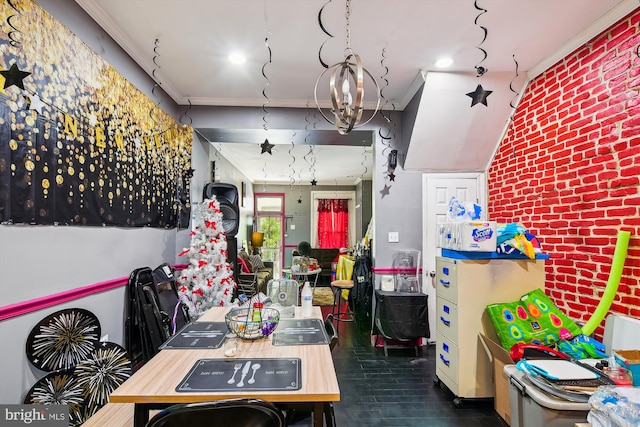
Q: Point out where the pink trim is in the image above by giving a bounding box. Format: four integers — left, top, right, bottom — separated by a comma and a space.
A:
0, 264, 187, 322
372, 267, 424, 275
0, 277, 126, 322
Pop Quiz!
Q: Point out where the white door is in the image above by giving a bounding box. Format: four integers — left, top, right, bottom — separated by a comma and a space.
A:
421, 173, 486, 343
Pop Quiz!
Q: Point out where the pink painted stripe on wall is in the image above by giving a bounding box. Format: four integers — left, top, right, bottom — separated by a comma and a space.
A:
0, 277, 126, 322
372, 267, 424, 275
0, 264, 188, 322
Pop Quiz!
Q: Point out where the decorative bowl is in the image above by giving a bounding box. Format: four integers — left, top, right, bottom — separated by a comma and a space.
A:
225, 307, 280, 340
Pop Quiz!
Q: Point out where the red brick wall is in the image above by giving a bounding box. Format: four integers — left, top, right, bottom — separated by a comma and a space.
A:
487, 9, 640, 339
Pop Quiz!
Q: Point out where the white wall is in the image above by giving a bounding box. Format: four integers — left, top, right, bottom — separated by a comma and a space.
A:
0, 0, 426, 406
0, 0, 189, 405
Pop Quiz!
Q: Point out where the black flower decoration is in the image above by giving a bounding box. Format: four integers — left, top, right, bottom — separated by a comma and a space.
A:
74, 341, 132, 416
26, 308, 101, 372
23, 368, 85, 426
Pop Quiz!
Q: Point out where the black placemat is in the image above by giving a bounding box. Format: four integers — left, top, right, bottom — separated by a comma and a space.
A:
159, 322, 226, 349
176, 358, 301, 392
272, 318, 330, 346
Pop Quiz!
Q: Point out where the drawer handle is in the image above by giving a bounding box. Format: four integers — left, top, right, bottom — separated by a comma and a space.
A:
439, 279, 451, 287
439, 316, 450, 327
439, 354, 450, 366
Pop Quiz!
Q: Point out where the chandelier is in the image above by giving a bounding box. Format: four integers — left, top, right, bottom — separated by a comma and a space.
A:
314, 0, 380, 135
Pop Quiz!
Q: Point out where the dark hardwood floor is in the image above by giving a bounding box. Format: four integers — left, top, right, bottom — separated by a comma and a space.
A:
292, 307, 509, 427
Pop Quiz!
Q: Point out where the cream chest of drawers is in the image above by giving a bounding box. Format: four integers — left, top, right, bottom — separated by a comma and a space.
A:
434, 256, 545, 406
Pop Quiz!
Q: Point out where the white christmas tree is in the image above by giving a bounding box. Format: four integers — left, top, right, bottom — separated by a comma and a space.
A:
176, 197, 236, 318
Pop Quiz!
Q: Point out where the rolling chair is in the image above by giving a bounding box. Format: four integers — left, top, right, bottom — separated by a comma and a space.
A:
145, 399, 285, 427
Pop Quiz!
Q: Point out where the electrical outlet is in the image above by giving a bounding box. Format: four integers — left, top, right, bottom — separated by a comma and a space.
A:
290, 224, 296, 230
388, 232, 399, 243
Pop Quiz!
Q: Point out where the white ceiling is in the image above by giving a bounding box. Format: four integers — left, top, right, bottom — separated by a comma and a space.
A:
76, 0, 635, 184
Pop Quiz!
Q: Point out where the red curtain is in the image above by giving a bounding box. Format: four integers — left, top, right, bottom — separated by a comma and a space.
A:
317, 199, 349, 248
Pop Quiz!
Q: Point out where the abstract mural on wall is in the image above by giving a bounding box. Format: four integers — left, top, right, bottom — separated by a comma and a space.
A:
0, 0, 193, 227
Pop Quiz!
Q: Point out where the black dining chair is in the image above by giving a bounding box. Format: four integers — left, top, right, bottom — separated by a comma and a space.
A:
324, 313, 339, 351
145, 398, 285, 427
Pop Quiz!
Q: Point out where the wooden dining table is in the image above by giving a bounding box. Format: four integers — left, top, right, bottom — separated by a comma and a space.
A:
109, 306, 339, 427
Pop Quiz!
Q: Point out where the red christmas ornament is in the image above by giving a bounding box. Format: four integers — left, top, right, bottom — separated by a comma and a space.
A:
178, 249, 189, 257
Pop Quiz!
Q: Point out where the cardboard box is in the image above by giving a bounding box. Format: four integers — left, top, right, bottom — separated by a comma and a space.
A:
480, 332, 514, 426
437, 221, 497, 252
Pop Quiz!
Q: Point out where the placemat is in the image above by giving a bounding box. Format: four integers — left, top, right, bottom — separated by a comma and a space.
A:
272, 318, 329, 346
160, 322, 226, 349
176, 358, 301, 392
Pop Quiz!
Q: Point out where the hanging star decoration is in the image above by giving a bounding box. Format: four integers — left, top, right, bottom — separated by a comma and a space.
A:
310, 178, 317, 186
260, 139, 274, 155
380, 184, 391, 198
466, 84, 492, 107
297, 197, 302, 204
26, 94, 46, 113
388, 172, 396, 182
0, 63, 31, 90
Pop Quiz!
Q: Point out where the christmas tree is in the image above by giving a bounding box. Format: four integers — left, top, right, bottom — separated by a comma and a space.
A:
177, 197, 236, 318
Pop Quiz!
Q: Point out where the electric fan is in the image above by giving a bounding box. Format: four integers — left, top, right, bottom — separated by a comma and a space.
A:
266, 279, 299, 318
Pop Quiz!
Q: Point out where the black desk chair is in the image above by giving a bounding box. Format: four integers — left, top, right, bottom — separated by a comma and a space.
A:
145, 399, 285, 427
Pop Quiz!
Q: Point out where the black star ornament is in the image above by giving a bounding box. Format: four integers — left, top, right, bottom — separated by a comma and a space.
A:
260, 139, 275, 155
310, 179, 317, 186
466, 84, 492, 107
0, 63, 31, 90
388, 172, 396, 182
297, 197, 302, 204
380, 184, 391, 198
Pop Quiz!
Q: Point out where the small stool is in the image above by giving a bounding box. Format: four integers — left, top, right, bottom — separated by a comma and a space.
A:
330, 280, 354, 322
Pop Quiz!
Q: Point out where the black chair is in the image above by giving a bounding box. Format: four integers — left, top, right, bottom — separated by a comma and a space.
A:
296, 241, 312, 257
284, 316, 338, 427
124, 267, 166, 371
152, 263, 191, 334
324, 313, 339, 351
323, 314, 338, 426
145, 399, 285, 427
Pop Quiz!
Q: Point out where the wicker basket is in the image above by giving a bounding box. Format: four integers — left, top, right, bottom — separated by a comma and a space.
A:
225, 307, 280, 340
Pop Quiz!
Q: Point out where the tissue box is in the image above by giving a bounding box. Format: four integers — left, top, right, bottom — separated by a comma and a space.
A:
438, 221, 497, 252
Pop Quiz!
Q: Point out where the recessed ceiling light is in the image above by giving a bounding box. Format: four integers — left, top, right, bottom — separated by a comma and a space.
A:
435, 57, 454, 68
228, 52, 246, 65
